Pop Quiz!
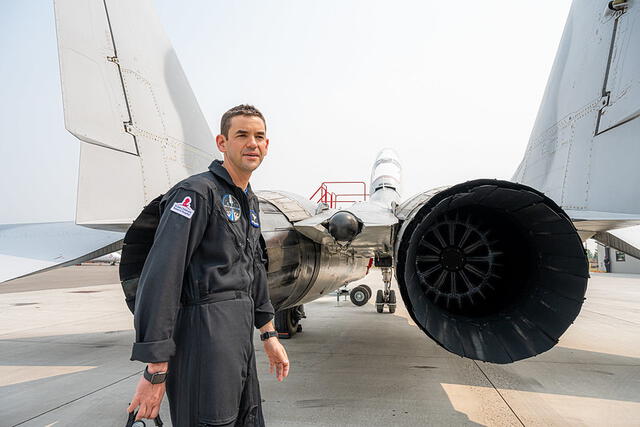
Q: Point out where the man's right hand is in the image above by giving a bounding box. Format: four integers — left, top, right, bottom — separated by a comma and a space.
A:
128, 362, 168, 421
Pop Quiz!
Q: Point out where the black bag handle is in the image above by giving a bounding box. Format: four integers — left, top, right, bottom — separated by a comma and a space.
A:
126, 410, 163, 427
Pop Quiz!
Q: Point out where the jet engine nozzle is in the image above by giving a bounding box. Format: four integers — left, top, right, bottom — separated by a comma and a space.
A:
327, 211, 362, 242
395, 180, 588, 364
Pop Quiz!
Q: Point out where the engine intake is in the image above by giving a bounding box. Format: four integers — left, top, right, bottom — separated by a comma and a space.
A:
395, 180, 588, 364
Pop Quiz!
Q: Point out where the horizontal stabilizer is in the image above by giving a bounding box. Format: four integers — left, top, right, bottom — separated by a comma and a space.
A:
0, 222, 124, 283
592, 231, 640, 261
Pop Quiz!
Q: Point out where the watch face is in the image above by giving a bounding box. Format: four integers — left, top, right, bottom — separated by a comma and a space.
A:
151, 372, 167, 384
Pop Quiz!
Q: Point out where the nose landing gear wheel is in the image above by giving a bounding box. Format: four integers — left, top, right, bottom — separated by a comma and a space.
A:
388, 289, 396, 313
375, 267, 397, 313
376, 289, 384, 313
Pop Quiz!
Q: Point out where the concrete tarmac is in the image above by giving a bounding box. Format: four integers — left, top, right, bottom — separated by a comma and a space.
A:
1, 266, 639, 426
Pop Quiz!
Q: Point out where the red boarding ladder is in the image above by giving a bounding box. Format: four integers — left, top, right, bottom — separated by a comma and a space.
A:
309, 181, 368, 208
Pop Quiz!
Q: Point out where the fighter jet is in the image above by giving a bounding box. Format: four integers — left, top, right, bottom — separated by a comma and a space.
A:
2, 0, 639, 364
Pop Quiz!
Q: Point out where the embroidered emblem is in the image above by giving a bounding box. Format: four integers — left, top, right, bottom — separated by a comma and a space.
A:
222, 194, 241, 222
170, 196, 194, 219
249, 210, 260, 228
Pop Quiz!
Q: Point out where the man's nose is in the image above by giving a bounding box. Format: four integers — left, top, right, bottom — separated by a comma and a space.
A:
246, 136, 258, 148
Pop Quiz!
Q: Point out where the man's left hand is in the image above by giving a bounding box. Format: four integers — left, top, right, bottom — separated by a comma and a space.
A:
263, 338, 289, 381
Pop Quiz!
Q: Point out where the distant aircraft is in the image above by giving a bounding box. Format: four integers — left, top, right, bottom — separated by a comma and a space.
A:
91, 251, 121, 265
2, 0, 639, 364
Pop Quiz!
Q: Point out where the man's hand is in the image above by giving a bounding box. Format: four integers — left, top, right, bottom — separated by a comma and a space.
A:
263, 337, 290, 381
128, 362, 168, 421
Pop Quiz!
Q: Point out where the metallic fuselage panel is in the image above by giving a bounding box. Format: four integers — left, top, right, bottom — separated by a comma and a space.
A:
258, 194, 368, 311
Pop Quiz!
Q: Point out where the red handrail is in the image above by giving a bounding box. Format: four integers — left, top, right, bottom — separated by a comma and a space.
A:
309, 181, 367, 208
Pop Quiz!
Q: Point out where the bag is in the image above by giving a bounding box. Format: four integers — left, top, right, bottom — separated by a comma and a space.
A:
119, 195, 163, 314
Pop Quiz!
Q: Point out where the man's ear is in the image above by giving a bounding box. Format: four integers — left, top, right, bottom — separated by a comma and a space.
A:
215, 134, 227, 153
263, 138, 270, 157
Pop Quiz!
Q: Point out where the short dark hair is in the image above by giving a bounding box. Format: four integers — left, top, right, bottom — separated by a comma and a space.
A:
220, 104, 266, 138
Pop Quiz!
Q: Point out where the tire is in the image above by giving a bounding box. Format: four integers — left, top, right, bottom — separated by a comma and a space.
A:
275, 308, 298, 338
388, 290, 397, 313
360, 285, 372, 298
375, 289, 384, 313
350, 286, 369, 306
388, 290, 396, 304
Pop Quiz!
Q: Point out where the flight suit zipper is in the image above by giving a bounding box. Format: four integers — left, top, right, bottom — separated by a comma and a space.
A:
236, 188, 256, 307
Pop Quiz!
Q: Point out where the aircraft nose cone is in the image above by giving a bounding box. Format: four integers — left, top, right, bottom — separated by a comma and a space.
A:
376, 147, 400, 162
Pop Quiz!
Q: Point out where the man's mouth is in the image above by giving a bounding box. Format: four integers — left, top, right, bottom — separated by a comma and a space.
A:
243, 153, 260, 159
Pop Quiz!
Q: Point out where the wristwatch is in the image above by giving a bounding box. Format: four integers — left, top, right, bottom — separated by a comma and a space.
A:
143, 366, 168, 384
260, 331, 279, 341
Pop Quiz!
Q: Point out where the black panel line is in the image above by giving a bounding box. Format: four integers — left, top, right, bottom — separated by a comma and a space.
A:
102, 0, 140, 156
596, 13, 622, 135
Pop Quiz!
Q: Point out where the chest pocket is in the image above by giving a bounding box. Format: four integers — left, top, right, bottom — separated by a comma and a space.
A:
212, 195, 248, 255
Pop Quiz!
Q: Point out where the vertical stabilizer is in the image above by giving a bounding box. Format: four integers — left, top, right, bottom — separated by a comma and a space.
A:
54, 0, 218, 230
513, 0, 640, 229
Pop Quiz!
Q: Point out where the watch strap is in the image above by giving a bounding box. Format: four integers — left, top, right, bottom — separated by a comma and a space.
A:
260, 331, 279, 341
144, 366, 168, 384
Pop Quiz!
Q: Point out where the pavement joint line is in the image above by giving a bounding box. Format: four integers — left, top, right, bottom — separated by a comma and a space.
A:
581, 308, 640, 325
10, 369, 143, 427
508, 360, 640, 366
0, 282, 122, 295
472, 360, 526, 427
255, 350, 454, 359
0, 338, 131, 347
0, 312, 125, 338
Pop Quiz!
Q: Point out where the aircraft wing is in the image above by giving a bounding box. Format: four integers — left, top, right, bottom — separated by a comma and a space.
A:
0, 223, 123, 283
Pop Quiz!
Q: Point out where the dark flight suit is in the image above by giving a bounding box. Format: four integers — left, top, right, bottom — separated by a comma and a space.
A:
131, 160, 274, 427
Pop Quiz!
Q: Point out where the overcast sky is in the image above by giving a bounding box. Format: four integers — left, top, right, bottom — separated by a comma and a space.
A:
153, 0, 574, 199
0, 0, 573, 222
3, 0, 638, 249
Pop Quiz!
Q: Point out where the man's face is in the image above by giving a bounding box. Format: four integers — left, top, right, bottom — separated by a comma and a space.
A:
216, 115, 269, 174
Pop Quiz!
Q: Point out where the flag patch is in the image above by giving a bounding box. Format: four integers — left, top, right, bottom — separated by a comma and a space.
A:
170, 196, 195, 219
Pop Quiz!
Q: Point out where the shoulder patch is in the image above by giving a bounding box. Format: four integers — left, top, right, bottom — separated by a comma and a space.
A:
249, 209, 260, 228
170, 196, 195, 219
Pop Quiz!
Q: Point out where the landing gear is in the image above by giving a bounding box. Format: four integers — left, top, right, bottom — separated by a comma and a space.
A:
375, 267, 397, 313
274, 305, 305, 338
376, 289, 384, 313
349, 285, 371, 306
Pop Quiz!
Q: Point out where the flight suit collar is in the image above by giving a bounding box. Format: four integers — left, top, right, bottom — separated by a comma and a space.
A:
208, 159, 256, 200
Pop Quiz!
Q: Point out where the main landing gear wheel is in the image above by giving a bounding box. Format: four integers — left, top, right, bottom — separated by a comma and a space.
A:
360, 284, 372, 297
375, 267, 397, 314
350, 285, 371, 306
275, 305, 305, 338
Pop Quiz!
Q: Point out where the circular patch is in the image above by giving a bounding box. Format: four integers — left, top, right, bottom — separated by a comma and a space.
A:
222, 194, 241, 222
249, 210, 260, 228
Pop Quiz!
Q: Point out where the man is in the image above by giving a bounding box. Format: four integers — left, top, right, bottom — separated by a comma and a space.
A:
128, 105, 289, 426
